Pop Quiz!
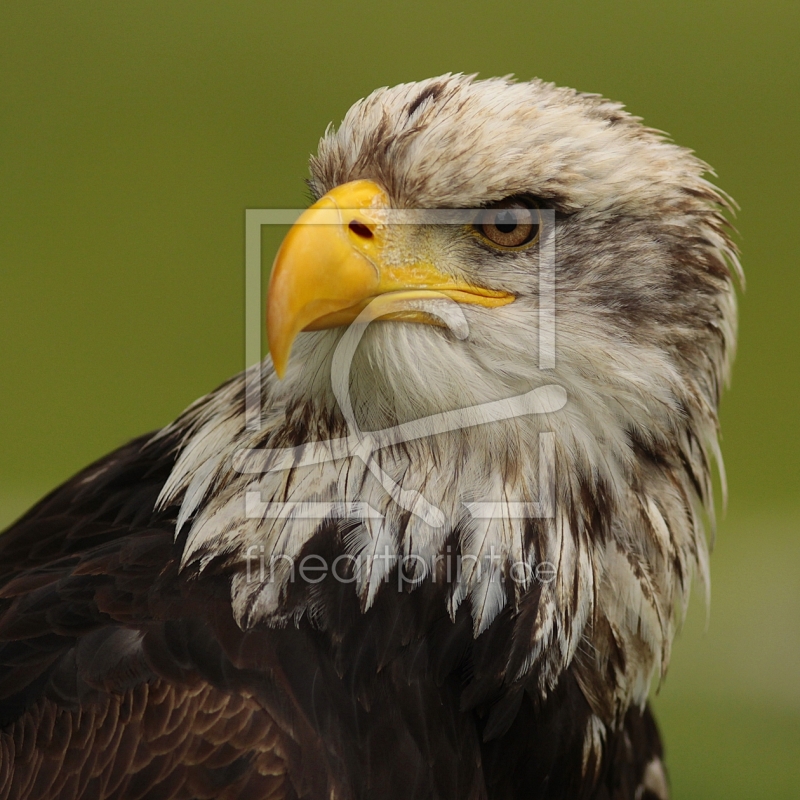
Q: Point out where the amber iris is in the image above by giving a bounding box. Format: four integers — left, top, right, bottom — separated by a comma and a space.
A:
476, 198, 540, 249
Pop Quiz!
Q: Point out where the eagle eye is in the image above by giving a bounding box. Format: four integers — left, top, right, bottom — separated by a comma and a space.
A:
475, 198, 540, 249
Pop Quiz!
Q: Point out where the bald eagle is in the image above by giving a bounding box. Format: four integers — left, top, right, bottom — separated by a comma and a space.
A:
0, 75, 739, 799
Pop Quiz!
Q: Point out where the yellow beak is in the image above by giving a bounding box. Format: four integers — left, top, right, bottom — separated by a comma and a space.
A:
266, 179, 515, 377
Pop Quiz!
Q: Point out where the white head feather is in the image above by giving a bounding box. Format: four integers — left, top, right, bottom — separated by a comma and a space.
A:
156, 74, 739, 716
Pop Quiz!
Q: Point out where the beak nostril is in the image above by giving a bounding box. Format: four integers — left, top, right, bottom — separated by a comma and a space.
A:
348, 220, 374, 239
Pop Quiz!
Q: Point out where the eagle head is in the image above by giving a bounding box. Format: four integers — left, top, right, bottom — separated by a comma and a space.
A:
160, 74, 740, 721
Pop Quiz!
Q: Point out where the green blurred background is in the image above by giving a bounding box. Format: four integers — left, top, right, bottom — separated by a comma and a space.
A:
1, 2, 797, 795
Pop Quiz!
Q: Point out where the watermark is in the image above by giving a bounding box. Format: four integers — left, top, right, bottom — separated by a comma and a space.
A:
244, 544, 558, 591
238, 206, 561, 526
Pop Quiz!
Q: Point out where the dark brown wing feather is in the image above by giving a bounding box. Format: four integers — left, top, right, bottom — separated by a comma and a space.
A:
0, 434, 294, 800
0, 433, 667, 799
0, 682, 288, 800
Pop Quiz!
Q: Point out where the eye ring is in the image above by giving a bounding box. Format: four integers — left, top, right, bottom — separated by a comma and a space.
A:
474, 197, 541, 249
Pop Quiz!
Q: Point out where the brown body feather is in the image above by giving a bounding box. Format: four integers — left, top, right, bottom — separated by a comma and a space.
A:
0, 434, 666, 799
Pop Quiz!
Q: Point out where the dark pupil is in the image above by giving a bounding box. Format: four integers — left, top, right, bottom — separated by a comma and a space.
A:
495, 210, 518, 233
